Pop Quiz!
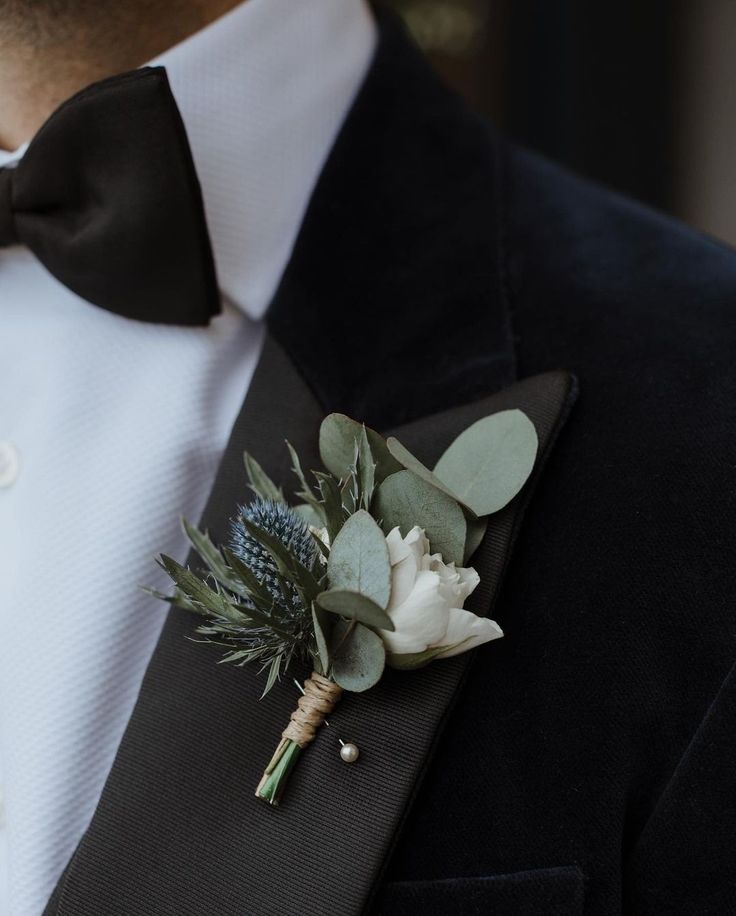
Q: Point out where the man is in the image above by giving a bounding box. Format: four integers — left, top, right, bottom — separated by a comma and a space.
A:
1, 0, 733, 913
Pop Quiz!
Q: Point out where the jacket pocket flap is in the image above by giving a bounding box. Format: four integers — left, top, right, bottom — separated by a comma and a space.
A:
375, 866, 585, 915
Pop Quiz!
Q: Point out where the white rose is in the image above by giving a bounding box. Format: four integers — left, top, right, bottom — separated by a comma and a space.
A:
379, 526, 503, 659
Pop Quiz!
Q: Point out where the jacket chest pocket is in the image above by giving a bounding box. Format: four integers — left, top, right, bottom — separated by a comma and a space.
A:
374, 866, 585, 916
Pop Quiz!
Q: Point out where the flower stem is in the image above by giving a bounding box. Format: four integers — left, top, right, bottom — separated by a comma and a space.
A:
255, 671, 343, 806
255, 737, 302, 805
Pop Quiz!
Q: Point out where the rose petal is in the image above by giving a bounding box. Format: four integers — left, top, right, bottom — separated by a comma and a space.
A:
455, 565, 480, 602
432, 607, 504, 658
380, 570, 449, 654
386, 527, 411, 565
404, 526, 430, 568
388, 554, 419, 610
427, 555, 480, 607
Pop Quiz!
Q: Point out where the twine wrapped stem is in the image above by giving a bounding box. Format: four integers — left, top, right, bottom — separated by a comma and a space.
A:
256, 672, 343, 805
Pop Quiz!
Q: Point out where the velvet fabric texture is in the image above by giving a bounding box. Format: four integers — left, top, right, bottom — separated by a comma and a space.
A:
43, 11, 736, 915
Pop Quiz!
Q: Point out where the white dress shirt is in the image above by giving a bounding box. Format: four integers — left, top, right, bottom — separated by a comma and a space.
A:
0, 1, 376, 913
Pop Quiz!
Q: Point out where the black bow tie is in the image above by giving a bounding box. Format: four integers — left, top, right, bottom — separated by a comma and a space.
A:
0, 67, 220, 326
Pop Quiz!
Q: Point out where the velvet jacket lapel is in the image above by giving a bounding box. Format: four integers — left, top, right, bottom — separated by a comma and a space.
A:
45, 16, 576, 916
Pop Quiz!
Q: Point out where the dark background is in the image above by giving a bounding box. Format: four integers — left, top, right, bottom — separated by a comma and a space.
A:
385, 0, 736, 247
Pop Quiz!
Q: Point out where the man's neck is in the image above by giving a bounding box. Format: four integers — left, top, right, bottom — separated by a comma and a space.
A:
0, 0, 244, 150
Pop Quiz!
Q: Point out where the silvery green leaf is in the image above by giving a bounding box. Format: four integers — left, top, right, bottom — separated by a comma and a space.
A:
433, 409, 538, 516
330, 620, 386, 692
316, 589, 394, 630
385, 436, 472, 511
243, 452, 284, 502
326, 509, 392, 608
319, 414, 401, 483
464, 515, 488, 563
374, 470, 467, 565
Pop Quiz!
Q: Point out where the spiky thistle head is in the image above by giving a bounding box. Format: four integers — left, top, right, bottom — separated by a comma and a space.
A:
229, 498, 317, 616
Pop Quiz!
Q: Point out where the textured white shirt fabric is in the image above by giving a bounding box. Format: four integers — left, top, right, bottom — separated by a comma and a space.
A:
0, 2, 376, 913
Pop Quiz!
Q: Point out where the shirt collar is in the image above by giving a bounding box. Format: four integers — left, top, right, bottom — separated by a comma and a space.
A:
0, 1, 376, 318
150, 0, 376, 320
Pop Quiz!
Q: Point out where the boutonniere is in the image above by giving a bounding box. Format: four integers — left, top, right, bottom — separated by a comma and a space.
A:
152, 410, 538, 805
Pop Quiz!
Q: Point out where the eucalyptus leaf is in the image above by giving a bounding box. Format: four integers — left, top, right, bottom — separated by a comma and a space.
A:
327, 509, 391, 608
433, 409, 538, 516
374, 470, 467, 565
386, 437, 471, 510
243, 452, 284, 503
330, 620, 386, 692
316, 589, 394, 630
319, 414, 401, 483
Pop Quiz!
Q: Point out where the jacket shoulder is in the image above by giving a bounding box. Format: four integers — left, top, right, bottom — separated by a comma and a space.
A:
504, 142, 736, 341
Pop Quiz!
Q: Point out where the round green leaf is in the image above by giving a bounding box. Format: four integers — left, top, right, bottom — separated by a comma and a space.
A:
316, 589, 394, 631
386, 437, 470, 509
327, 509, 392, 608
433, 409, 538, 517
330, 621, 386, 692
374, 470, 467, 565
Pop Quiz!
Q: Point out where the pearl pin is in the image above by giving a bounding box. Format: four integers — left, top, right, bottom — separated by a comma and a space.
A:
339, 742, 360, 764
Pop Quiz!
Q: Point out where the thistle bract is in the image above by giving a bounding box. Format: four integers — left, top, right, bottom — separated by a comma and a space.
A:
230, 498, 317, 615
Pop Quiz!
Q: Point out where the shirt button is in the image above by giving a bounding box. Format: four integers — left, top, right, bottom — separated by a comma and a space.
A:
0, 442, 20, 488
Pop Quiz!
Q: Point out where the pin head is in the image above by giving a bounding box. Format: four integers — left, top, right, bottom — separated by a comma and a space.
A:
339, 742, 360, 763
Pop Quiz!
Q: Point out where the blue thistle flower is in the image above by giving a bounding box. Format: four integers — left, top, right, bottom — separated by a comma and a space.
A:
229, 498, 316, 616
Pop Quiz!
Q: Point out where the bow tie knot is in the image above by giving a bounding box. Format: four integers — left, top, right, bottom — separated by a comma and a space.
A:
0, 68, 220, 325
0, 168, 18, 248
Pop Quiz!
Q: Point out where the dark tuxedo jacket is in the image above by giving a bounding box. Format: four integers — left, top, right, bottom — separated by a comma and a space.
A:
44, 14, 736, 916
